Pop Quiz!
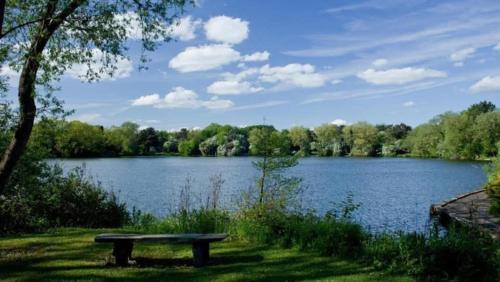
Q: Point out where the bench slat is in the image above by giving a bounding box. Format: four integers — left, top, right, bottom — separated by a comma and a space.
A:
95, 233, 227, 243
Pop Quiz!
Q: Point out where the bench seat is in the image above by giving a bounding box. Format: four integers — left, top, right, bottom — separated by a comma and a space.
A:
95, 233, 227, 267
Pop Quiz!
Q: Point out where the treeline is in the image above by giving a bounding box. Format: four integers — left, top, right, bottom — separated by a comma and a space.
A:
31, 101, 500, 160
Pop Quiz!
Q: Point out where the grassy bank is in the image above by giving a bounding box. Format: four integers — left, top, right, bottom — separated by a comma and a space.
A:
0, 228, 413, 282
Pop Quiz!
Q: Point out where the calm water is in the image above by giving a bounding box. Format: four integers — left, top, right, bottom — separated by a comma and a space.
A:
51, 157, 487, 232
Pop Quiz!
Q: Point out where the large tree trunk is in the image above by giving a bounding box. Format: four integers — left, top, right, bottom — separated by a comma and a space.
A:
0, 0, 85, 192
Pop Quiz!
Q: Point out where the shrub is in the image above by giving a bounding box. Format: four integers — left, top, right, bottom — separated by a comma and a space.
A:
135, 209, 230, 234
363, 225, 499, 281
485, 156, 500, 216
0, 164, 130, 234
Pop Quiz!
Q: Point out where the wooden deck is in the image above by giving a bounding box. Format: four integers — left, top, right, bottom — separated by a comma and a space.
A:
430, 190, 499, 239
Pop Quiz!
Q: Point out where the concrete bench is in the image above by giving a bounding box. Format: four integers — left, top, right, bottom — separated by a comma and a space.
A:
95, 233, 227, 267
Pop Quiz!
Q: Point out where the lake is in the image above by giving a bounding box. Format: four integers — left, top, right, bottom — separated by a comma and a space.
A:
52, 157, 487, 232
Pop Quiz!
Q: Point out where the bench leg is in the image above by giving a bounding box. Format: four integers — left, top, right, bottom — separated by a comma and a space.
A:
192, 241, 210, 267
112, 241, 133, 266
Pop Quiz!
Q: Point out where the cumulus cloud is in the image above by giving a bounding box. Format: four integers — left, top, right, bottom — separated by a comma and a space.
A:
372, 58, 388, 67
115, 13, 201, 41
169, 44, 241, 72
66, 49, 133, 81
403, 101, 415, 107
131, 94, 162, 106
131, 87, 233, 109
168, 16, 202, 41
469, 76, 500, 93
449, 47, 475, 66
207, 80, 263, 95
330, 119, 348, 126
204, 16, 249, 44
243, 51, 270, 62
357, 67, 446, 85
259, 64, 327, 88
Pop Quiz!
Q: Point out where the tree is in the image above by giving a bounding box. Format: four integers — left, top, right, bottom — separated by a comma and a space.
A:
0, 0, 193, 191
55, 121, 106, 157
403, 123, 442, 158
473, 112, 500, 157
313, 123, 342, 156
248, 127, 299, 207
137, 127, 161, 154
288, 126, 312, 155
465, 101, 496, 119
104, 122, 139, 156
342, 122, 379, 156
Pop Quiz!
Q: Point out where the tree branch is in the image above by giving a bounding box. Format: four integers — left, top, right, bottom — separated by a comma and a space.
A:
0, 18, 44, 40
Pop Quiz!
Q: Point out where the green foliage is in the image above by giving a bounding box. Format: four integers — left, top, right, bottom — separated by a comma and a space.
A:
0, 164, 129, 234
26, 101, 500, 160
403, 123, 442, 158
364, 225, 499, 281
313, 123, 343, 156
55, 121, 106, 157
288, 126, 312, 155
134, 209, 230, 234
485, 156, 500, 216
343, 122, 379, 156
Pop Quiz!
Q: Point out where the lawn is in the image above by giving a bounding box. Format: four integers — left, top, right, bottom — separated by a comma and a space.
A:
0, 228, 414, 282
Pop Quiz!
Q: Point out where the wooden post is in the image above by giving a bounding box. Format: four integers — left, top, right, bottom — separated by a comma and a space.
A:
112, 240, 133, 266
192, 241, 209, 267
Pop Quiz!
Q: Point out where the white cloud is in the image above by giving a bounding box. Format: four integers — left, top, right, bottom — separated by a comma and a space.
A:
243, 51, 270, 62
469, 76, 500, 93
207, 80, 263, 95
168, 16, 202, 41
115, 13, 201, 41
331, 79, 342, 85
168, 44, 241, 72
204, 16, 249, 44
357, 67, 446, 85
229, 100, 288, 111
449, 47, 475, 66
372, 58, 388, 67
330, 119, 348, 126
131, 87, 234, 109
131, 94, 162, 106
259, 64, 326, 88
0, 65, 19, 85
71, 113, 101, 123
114, 12, 142, 40
494, 43, 500, 50
403, 101, 415, 107
66, 49, 133, 81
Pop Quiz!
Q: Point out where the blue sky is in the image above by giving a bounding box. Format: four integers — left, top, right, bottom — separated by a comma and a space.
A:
5, 0, 500, 130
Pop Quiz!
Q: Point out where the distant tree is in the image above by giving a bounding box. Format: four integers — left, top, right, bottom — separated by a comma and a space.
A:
288, 126, 312, 155
343, 122, 379, 156
313, 124, 342, 156
249, 127, 290, 156
104, 122, 139, 156
137, 127, 161, 154
440, 113, 476, 159
199, 136, 218, 156
465, 101, 496, 119
473, 112, 500, 157
403, 123, 443, 158
178, 140, 198, 156
55, 121, 106, 157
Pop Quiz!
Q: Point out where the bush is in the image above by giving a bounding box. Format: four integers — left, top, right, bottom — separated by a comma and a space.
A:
363, 225, 499, 281
134, 209, 230, 234
485, 156, 500, 216
0, 164, 130, 234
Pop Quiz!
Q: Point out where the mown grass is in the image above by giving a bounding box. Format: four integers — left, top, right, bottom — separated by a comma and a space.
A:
0, 228, 414, 282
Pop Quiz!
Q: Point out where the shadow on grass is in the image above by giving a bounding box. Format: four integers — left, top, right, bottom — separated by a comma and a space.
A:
0, 229, 410, 282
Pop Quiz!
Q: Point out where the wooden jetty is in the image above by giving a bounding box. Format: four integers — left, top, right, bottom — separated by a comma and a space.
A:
430, 189, 499, 239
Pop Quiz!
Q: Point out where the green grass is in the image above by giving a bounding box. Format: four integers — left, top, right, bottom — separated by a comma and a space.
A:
0, 228, 413, 282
